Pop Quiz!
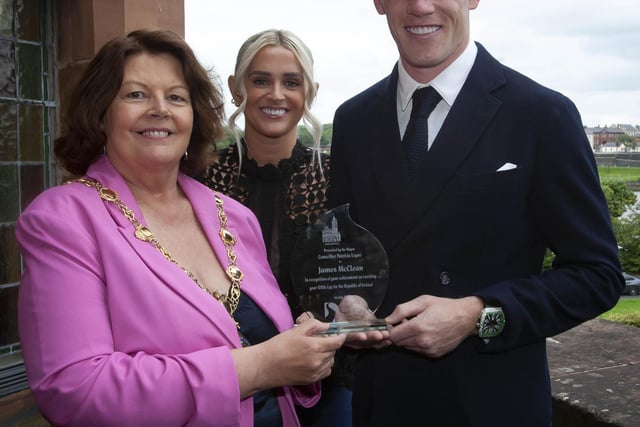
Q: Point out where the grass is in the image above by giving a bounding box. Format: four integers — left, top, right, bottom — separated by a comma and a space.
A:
599, 298, 640, 327
598, 166, 640, 181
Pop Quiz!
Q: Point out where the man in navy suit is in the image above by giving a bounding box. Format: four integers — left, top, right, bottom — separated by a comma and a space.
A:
329, 1, 624, 425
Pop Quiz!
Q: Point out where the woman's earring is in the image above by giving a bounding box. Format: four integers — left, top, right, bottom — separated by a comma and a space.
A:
232, 98, 241, 107
183, 151, 188, 161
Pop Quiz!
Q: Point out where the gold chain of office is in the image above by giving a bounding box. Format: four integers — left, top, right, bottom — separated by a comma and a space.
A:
73, 178, 244, 319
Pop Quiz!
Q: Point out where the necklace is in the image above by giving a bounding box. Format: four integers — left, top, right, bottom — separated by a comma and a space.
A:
74, 177, 244, 319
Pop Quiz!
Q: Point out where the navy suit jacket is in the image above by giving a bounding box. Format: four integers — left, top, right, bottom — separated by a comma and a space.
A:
329, 43, 623, 426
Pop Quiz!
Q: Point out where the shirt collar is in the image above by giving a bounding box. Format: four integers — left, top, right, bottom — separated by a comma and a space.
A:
397, 41, 478, 112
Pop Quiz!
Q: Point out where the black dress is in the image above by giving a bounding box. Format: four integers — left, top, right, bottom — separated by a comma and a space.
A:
234, 293, 283, 427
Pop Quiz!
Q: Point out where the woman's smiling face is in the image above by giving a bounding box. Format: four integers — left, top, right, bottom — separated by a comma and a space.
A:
103, 51, 193, 175
241, 45, 306, 141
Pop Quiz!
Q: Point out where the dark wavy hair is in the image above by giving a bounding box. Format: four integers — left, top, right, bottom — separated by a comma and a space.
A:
54, 28, 225, 177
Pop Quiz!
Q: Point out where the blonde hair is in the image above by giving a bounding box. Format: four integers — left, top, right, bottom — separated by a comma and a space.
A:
228, 29, 322, 168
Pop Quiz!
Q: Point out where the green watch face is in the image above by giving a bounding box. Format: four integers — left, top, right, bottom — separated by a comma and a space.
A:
478, 307, 505, 338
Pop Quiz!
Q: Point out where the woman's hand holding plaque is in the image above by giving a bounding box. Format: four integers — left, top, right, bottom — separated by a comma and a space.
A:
291, 204, 390, 334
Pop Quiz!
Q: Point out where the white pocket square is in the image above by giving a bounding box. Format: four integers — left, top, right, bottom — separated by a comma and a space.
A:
496, 162, 517, 172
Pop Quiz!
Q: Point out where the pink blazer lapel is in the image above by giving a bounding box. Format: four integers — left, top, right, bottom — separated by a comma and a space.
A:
181, 175, 294, 334
86, 157, 243, 346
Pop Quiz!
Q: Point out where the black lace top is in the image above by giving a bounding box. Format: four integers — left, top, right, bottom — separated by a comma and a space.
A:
202, 141, 330, 317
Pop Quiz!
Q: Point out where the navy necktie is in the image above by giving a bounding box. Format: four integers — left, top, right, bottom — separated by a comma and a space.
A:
402, 86, 441, 176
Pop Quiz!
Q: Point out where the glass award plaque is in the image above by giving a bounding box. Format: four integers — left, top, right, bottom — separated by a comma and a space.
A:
290, 204, 389, 334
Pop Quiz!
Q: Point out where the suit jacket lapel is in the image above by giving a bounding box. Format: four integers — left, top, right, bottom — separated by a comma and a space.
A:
369, 65, 414, 220
402, 44, 506, 227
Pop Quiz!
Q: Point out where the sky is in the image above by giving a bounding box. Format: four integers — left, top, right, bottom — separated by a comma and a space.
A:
185, 1, 640, 128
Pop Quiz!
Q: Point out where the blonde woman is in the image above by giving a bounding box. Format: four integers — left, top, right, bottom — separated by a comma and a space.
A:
202, 29, 353, 427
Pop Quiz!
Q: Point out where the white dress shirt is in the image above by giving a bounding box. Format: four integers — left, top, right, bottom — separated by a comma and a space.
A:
396, 41, 478, 149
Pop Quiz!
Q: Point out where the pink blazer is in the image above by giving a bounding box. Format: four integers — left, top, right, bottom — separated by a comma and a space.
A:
16, 156, 319, 426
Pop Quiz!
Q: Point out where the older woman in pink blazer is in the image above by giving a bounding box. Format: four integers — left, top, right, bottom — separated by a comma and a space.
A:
16, 29, 344, 427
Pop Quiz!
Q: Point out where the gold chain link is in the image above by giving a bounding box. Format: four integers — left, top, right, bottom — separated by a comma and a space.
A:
73, 178, 244, 317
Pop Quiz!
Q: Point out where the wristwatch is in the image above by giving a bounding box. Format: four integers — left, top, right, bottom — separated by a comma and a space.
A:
476, 306, 505, 338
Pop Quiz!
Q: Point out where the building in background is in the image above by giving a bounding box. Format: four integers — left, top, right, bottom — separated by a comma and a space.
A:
0, 0, 184, 422
585, 124, 640, 152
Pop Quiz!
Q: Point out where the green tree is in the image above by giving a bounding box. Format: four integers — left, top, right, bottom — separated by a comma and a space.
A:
601, 180, 637, 218
592, 180, 638, 273
297, 125, 313, 147
616, 133, 637, 150
296, 124, 333, 148
542, 249, 554, 270
215, 126, 235, 149
321, 124, 333, 147
613, 213, 640, 273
